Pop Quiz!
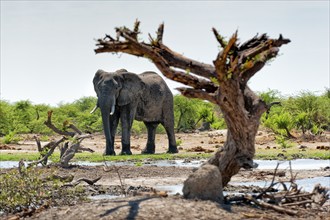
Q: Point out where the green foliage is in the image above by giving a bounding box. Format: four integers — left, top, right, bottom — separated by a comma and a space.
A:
275, 135, 294, 149
1, 90, 329, 138
1, 95, 226, 136
134, 161, 143, 167
255, 148, 330, 160
210, 77, 219, 85
173, 95, 224, 132
259, 89, 282, 105
211, 119, 226, 130
0, 97, 102, 136
131, 121, 146, 135
0, 167, 44, 212
0, 166, 85, 213
261, 89, 330, 137
176, 139, 182, 146
1, 131, 21, 144
0, 101, 14, 135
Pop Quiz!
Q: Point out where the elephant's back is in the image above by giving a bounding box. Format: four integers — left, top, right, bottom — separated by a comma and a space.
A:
135, 71, 173, 122
139, 71, 172, 97
139, 71, 164, 83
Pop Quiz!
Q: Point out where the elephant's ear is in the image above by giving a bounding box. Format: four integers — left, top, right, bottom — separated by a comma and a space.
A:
93, 69, 106, 95
117, 72, 144, 106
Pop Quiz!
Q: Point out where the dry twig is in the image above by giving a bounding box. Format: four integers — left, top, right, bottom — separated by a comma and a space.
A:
103, 158, 127, 196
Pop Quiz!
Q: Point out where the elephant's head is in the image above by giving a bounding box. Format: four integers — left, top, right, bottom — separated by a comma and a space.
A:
92, 69, 144, 154
92, 69, 144, 114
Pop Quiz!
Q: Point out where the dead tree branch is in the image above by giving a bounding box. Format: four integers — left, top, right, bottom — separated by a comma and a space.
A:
245, 194, 299, 216
29, 136, 67, 167
242, 162, 330, 215
64, 176, 102, 187
44, 111, 75, 137
30, 111, 93, 168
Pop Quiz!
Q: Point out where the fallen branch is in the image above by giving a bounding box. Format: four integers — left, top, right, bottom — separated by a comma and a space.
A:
29, 137, 67, 167
64, 176, 102, 187
77, 146, 95, 153
245, 194, 299, 216
235, 162, 330, 216
256, 162, 280, 199
281, 199, 313, 207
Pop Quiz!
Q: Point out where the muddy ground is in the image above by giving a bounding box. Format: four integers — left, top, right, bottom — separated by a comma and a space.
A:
2, 129, 329, 154
1, 130, 330, 219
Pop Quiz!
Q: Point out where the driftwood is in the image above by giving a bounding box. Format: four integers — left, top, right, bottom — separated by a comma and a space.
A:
245, 194, 299, 216
63, 176, 102, 187
29, 111, 94, 168
226, 162, 329, 216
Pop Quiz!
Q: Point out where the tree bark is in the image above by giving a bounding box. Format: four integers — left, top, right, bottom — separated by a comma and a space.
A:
94, 20, 290, 200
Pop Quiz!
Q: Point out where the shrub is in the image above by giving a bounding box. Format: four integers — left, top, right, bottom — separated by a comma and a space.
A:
275, 135, 294, 149
1, 131, 21, 144
261, 89, 330, 137
174, 95, 224, 131
0, 165, 85, 213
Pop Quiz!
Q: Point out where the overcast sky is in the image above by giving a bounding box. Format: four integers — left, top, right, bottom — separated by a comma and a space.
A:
1, 1, 329, 106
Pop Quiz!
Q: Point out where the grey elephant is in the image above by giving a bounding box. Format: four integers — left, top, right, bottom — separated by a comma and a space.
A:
91, 69, 178, 155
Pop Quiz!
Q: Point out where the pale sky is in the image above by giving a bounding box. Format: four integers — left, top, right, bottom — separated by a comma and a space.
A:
1, 1, 329, 106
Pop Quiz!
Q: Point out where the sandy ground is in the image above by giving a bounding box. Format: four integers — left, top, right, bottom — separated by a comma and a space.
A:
1, 129, 329, 155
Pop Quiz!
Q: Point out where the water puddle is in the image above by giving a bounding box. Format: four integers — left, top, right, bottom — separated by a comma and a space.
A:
231, 176, 330, 193
152, 176, 330, 196
155, 185, 183, 195
90, 159, 329, 170
0, 161, 29, 169
1, 159, 329, 170
88, 194, 123, 200
254, 159, 330, 170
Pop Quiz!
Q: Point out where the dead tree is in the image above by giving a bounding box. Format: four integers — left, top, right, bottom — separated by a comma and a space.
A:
30, 111, 94, 168
94, 20, 290, 201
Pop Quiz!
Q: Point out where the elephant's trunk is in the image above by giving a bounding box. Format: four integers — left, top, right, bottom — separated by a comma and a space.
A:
98, 96, 116, 155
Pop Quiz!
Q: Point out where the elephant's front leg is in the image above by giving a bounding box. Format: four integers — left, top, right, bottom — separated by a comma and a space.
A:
120, 105, 135, 155
109, 111, 120, 154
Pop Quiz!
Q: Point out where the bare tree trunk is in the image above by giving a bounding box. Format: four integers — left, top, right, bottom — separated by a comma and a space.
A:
94, 20, 290, 201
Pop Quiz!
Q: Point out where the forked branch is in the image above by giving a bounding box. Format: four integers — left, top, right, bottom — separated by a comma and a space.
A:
95, 20, 290, 103
30, 111, 93, 168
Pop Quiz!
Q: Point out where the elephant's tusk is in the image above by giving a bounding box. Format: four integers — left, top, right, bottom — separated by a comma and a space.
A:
109, 104, 115, 116
90, 105, 98, 114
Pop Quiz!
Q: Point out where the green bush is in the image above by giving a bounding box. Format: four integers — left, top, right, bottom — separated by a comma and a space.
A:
275, 135, 294, 149
1, 90, 328, 138
174, 95, 224, 131
1, 131, 21, 144
261, 89, 330, 137
0, 101, 14, 135
0, 166, 85, 213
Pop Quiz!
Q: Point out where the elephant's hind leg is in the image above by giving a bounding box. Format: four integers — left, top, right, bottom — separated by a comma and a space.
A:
142, 122, 159, 154
162, 119, 178, 154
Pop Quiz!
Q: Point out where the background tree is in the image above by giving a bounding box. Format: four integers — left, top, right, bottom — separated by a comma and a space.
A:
94, 20, 290, 201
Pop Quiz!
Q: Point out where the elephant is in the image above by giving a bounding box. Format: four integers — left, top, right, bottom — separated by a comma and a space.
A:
91, 69, 178, 156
